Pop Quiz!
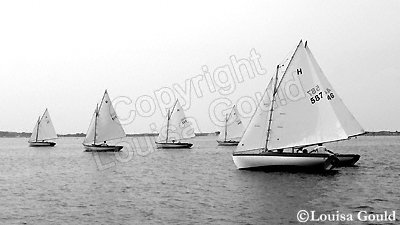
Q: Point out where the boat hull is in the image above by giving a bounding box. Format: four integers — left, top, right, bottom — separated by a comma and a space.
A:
217, 140, 239, 146
155, 142, 193, 149
29, 141, 56, 147
335, 154, 360, 167
232, 152, 338, 171
83, 144, 123, 152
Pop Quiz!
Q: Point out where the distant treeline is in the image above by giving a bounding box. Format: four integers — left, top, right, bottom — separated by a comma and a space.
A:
363, 131, 400, 136
0, 131, 220, 138
2, 131, 397, 138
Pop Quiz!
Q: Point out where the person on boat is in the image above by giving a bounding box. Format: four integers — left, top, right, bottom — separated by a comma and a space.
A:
101, 141, 108, 146
314, 144, 326, 152
296, 147, 308, 153
311, 144, 334, 154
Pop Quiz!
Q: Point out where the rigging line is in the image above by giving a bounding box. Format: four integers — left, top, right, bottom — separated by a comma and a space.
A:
168, 99, 179, 120
274, 40, 303, 96
98, 89, 108, 111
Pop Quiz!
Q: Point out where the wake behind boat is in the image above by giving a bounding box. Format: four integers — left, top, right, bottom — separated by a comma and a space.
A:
82, 90, 126, 152
233, 40, 365, 172
28, 108, 57, 147
155, 99, 195, 149
217, 105, 244, 146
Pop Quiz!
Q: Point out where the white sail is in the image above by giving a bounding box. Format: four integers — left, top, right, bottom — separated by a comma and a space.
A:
218, 105, 244, 141
157, 100, 195, 142
29, 118, 40, 142
83, 90, 126, 145
29, 109, 58, 142
83, 107, 98, 145
236, 77, 275, 152
266, 41, 364, 150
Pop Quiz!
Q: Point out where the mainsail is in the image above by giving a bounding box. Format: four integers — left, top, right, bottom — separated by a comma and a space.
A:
157, 100, 195, 142
218, 105, 244, 141
29, 109, 58, 142
83, 90, 126, 145
237, 40, 364, 152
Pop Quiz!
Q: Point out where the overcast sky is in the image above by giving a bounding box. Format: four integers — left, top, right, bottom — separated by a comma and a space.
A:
1, 0, 399, 134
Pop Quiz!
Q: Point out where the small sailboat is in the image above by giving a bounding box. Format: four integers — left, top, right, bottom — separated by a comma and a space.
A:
232, 40, 365, 171
83, 90, 126, 152
155, 100, 195, 149
29, 109, 57, 147
217, 105, 244, 146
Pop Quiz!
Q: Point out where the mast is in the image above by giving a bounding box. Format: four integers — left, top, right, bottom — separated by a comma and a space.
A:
165, 108, 170, 143
264, 41, 304, 151
93, 104, 98, 145
224, 113, 228, 141
35, 116, 40, 142
264, 65, 280, 151
165, 100, 179, 143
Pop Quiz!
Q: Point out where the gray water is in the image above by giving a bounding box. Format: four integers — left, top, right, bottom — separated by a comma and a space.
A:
0, 136, 399, 224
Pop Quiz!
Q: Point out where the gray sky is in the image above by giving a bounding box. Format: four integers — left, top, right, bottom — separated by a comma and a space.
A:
1, 0, 399, 134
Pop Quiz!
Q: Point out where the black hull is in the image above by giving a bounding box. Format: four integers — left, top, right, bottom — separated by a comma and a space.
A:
155, 142, 193, 149
217, 140, 239, 146
335, 154, 360, 167
83, 144, 123, 152
29, 141, 56, 147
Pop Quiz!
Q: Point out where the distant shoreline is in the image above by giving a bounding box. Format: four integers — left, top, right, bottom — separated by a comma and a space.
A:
1, 131, 399, 138
0, 131, 220, 138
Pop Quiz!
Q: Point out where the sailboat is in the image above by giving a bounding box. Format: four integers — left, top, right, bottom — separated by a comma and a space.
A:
155, 99, 195, 149
232, 40, 365, 171
83, 90, 126, 152
28, 109, 58, 147
217, 105, 244, 146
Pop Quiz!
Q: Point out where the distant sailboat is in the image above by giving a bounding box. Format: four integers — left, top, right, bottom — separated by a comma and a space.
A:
83, 90, 126, 152
155, 100, 195, 149
217, 105, 244, 146
29, 109, 57, 147
233, 40, 365, 171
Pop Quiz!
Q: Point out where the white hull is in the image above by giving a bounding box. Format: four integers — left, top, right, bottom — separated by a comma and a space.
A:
232, 153, 338, 171
83, 144, 123, 152
155, 142, 193, 149
29, 141, 56, 147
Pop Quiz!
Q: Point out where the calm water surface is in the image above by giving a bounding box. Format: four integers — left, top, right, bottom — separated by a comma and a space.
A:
0, 136, 399, 224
